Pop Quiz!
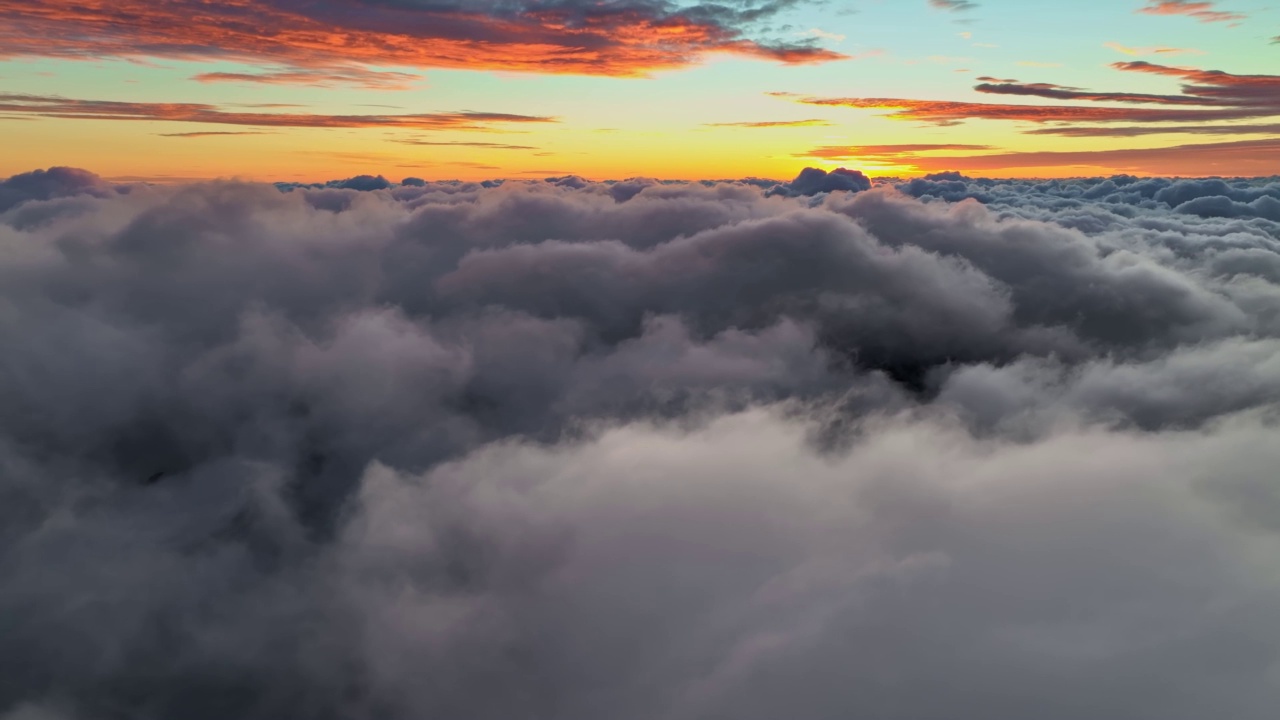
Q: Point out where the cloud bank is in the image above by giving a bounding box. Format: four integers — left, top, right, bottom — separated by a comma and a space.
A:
2, 166, 1280, 719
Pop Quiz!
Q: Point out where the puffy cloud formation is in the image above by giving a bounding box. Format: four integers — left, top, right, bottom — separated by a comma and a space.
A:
2, 167, 1280, 719
331, 174, 394, 192
895, 170, 1280, 224
0, 166, 119, 212
769, 166, 873, 197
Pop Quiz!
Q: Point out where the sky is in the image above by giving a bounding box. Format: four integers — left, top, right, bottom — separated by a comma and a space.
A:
1, 0, 1278, 181
5, 5, 1280, 718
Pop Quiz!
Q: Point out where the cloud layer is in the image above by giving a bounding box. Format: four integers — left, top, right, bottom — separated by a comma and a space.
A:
2, 167, 1280, 719
778, 59, 1280, 175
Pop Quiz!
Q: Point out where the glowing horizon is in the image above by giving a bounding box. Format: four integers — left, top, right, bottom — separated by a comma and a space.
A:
2, 0, 1278, 181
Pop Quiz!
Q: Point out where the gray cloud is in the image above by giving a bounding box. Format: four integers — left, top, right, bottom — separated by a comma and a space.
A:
0, 166, 120, 211
1, 166, 1280, 719
339, 408, 1280, 720
768, 166, 872, 196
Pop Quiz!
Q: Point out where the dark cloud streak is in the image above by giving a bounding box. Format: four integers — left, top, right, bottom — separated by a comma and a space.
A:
192, 67, 423, 90
0, 93, 557, 131
828, 138, 1280, 175
1024, 122, 1280, 137
705, 119, 833, 128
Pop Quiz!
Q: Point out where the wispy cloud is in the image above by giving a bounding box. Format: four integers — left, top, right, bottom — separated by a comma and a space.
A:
157, 131, 274, 138
391, 140, 539, 150
784, 96, 1256, 124
0, 93, 558, 131
1024, 122, 1280, 137
1113, 61, 1280, 107
705, 119, 833, 128
0, 0, 846, 78
193, 67, 422, 91
877, 137, 1280, 175
929, 0, 979, 11
1104, 42, 1203, 56
800, 144, 993, 160
974, 80, 1213, 105
805, 28, 847, 43
1137, 1, 1245, 24
777, 61, 1280, 127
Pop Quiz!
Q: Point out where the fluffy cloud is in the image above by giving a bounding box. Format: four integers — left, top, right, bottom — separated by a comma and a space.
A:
2, 167, 1279, 719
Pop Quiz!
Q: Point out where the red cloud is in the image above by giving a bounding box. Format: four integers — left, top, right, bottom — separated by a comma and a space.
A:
891, 138, 1280, 176
1137, 1, 1245, 23
789, 97, 1263, 124
803, 144, 993, 159
1112, 61, 1280, 106
1024, 122, 1280, 137
929, 0, 980, 11
193, 68, 423, 91
0, 93, 558, 131
781, 61, 1280, 126
973, 82, 1216, 106
0, 1, 845, 77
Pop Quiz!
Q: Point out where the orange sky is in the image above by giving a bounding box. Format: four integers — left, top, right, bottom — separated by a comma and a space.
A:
1, 0, 1278, 180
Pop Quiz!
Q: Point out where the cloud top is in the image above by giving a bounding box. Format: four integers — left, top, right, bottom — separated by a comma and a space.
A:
1, 168, 1279, 719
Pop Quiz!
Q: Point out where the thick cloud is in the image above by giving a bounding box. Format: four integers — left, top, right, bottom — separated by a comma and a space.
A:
331, 174, 393, 191
0, 167, 117, 212
769, 166, 873, 197
2, 168, 1280, 719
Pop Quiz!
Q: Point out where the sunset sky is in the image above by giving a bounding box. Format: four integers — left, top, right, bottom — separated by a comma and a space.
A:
8, 4, 1280, 717
2, 0, 1278, 181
